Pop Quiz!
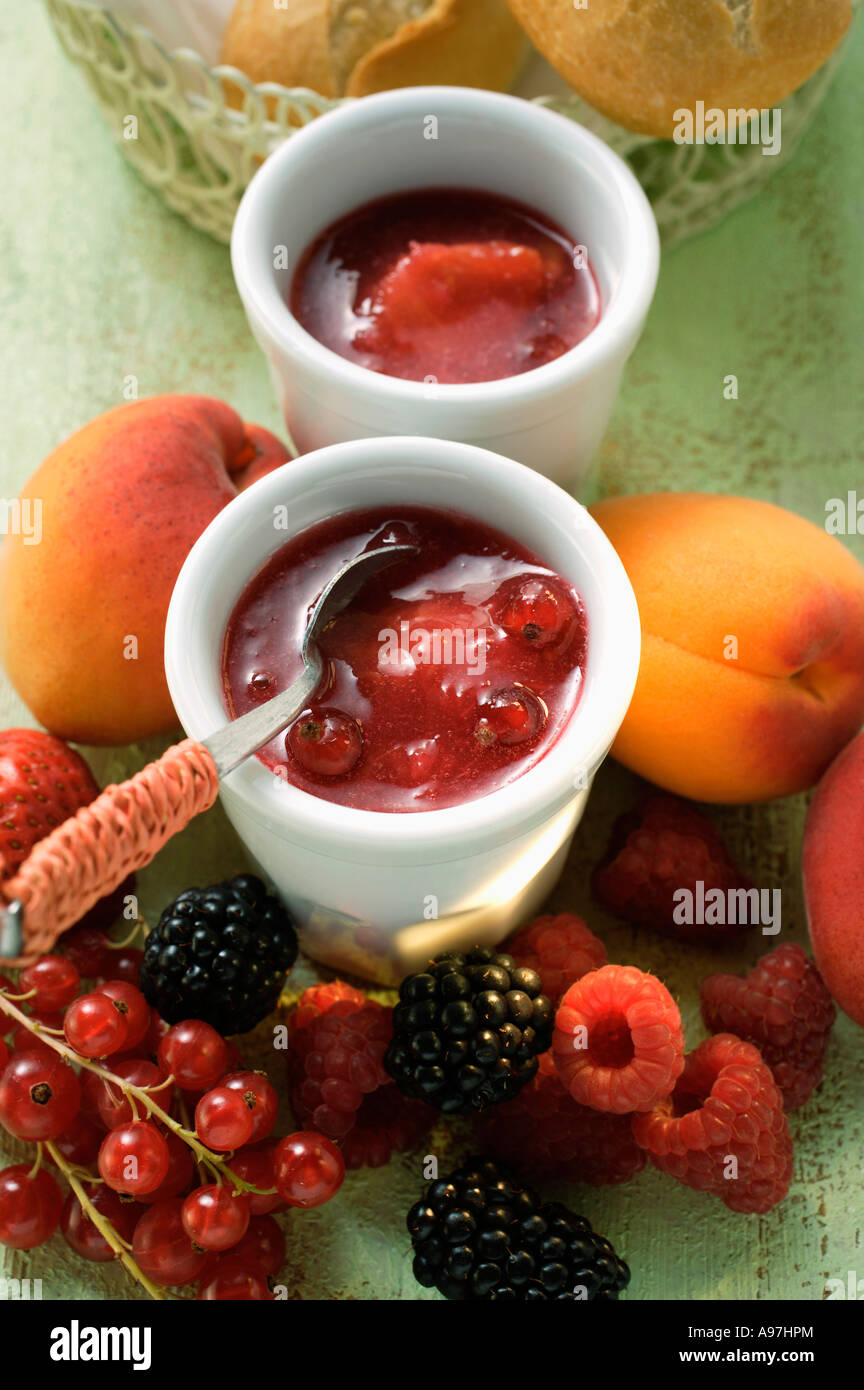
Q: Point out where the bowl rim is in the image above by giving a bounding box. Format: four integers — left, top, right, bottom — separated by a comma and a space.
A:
164, 435, 641, 858
230, 85, 660, 405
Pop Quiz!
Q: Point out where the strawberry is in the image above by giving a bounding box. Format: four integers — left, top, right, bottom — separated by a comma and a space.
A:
0, 728, 99, 881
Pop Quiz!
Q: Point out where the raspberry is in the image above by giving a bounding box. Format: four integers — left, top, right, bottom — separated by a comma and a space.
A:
592, 795, 751, 941
632, 1034, 793, 1214
507, 912, 608, 1005
477, 1053, 645, 1186
553, 964, 685, 1114
289, 987, 433, 1166
700, 944, 835, 1110
287, 980, 367, 1058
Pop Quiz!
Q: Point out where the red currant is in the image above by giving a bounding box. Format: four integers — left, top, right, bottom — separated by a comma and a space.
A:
142, 1008, 170, 1059
195, 1087, 254, 1152
58, 925, 111, 977
133, 1198, 208, 1287
498, 575, 578, 649
97, 981, 150, 1051
96, 1059, 164, 1130
19, 955, 80, 1012
8, 1021, 58, 1062
475, 685, 547, 748
98, 1121, 170, 1196
197, 1263, 274, 1300
80, 1070, 109, 1128
0, 1039, 7, 1071
0, 975, 15, 1032
0, 1165, 64, 1249
231, 1143, 286, 1215
61, 1183, 140, 1262
158, 1020, 228, 1091
0, 1052, 81, 1141
64, 992, 129, 1058
215, 1214, 285, 1278
288, 708, 363, 778
51, 1112, 104, 1166
219, 1071, 278, 1143
136, 1129, 195, 1205
274, 1131, 345, 1209
101, 946, 144, 985
182, 1183, 250, 1252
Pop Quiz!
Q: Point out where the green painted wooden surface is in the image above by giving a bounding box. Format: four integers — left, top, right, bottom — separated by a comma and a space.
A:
0, 2, 862, 1302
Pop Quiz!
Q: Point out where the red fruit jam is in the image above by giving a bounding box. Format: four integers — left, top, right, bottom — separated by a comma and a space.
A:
222, 507, 588, 812
290, 188, 601, 384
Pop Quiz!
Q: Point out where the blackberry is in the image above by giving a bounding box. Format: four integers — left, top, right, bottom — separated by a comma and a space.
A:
384, 946, 553, 1115
407, 1156, 630, 1300
138, 874, 298, 1036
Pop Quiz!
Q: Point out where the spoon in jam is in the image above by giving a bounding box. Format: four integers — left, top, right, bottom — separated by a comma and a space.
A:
204, 541, 418, 778
0, 541, 418, 962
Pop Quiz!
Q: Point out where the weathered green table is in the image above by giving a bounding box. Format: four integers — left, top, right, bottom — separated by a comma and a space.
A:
1, 3, 862, 1302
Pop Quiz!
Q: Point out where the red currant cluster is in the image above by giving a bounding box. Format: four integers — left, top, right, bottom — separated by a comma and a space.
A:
0, 944, 344, 1301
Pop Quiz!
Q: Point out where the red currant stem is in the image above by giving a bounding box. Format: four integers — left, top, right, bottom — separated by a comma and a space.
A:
27, 1143, 44, 1181
0, 988, 37, 1003
106, 917, 147, 950
143, 1074, 176, 1094
45, 1141, 169, 1302
0, 992, 271, 1198
177, 1093, 207, 1185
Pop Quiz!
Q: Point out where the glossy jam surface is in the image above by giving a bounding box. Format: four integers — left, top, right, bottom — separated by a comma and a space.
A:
290, 188, 602, 384
222, 506, 588, 812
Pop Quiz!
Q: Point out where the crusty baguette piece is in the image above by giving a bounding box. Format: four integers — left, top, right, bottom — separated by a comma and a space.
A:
504, 0, 852, 138
221, 0, 528, 100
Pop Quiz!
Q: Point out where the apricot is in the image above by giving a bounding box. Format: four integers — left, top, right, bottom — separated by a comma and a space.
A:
802, 732, 864, 1025
0, 396, 289, 745
589, 492, 864, 803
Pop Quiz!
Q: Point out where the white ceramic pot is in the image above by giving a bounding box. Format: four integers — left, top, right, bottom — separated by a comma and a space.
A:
231, 86, 660, 494
164, 436, 640, 984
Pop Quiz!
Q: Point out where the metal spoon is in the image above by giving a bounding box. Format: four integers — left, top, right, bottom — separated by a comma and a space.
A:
0, 541, 417, 961
202, 541, 418, 778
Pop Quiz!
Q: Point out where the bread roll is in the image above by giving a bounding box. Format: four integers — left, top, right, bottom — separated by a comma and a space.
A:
221, 0, 528, 100
504, 0, 852, 138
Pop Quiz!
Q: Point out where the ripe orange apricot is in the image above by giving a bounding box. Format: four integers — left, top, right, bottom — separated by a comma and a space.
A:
0, 396, 290, 745
589, 492, 864, 802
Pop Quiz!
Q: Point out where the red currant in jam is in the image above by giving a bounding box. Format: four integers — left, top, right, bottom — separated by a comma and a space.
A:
248, 670, 275, 698
157, 1020, 228, 1092
64, 991, 129, 1058
0, 1052, 82, 1141
197, 1263, 274, 1300
98, 1121, 170, 1196
195, 1086, 255, 1152
97, 981, 151, 1052
498, 575, 578, 649
19, 955, 80, 1012
273, 1131, 345, 1209
133, 1198, 208, 1287
61, 1183, 141, 1263
475, 686, 547, 748
287, 708, 363, 778
182, 1183, 250, 1252
219, 1071, 278, 1144
0, 1165, 64, 1249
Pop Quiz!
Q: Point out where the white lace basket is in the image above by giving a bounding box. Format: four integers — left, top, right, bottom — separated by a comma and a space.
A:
44, 0, 855, 248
